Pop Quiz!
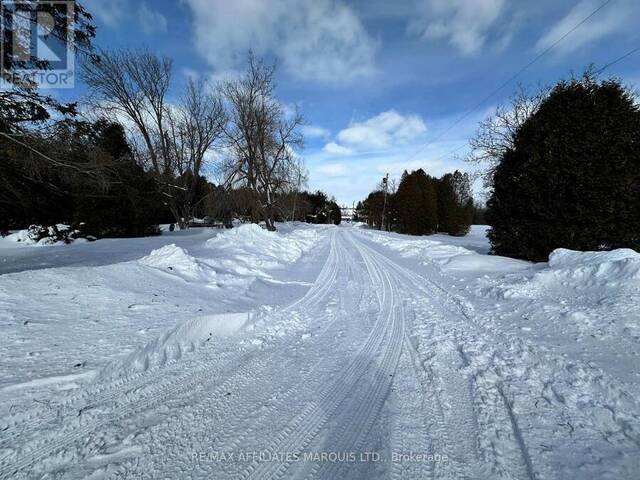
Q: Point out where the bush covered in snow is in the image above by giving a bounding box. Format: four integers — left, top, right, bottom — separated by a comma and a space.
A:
8, 224, 95, 246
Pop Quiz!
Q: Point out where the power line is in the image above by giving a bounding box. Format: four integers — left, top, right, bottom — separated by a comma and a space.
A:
595, 46, 640, 75
435, 43, 640, 165
403, 0, 614, 164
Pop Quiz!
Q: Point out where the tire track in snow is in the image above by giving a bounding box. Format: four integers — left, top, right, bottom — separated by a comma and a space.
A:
306, 232, 406, 480
115, 233, 372, 479
0, 233, 341, 452
354, 231, 538, 480
236, 232, 404, 480
0, 232, 343, 479
353, 236, 485, 480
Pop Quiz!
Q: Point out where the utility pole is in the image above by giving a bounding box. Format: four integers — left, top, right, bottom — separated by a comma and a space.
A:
381, 173, 389, 231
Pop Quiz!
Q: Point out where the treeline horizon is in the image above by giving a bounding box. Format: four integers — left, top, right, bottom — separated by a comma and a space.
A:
2, 3, 331, 236
357, 169, 480, 237
1, 3, 638, 262
0, 105, 342, 236
357, 70, 639, 263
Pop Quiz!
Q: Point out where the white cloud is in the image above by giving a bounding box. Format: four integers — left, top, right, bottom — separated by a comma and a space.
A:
408, 0, 507, 55
375, 158, 447, 177
138, 3, 168, 34
302, 125, 331, 140
307, 139, 473, 205
306, 108, 491, 205
316, 163, 349, 177
183, 0, 377, 83
333, 110, 427, 151
535, 0, 637, 55
181, 67, 200, 81
83, 0, 125, 27
206, 68, 243, 86
323, 142, 353, 156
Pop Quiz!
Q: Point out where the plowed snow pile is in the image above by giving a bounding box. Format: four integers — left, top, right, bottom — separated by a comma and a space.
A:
204, 223, 325, 277
358, 226, 640, 478
139, 244, 216, 282
1, 224, 639, 479
362, 226, 530, 276
0, 224, 323, 402
360, 227, 640, 353
549, 247, 640, 283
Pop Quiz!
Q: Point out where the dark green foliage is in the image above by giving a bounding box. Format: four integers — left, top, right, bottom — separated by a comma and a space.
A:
396, 171, 423, 234
487, 75, 640, 261
72, 166, 164, 238
0, 119, 166, 237
73, 121, 166, 237
472, 205, 487, 225
438, 171, 474, 236
359, 169, 474, 237
395, 169, 438, 235
296, 191, 342, 225
0, 131, 74, 230
94, 120, 131, 159
362, 190, 385, 229
353, 201, 364, 222
328, 201, 342, 225
23, 224, 88, 245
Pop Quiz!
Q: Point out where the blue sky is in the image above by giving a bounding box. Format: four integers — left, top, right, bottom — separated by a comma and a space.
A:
79, 0, 640, 205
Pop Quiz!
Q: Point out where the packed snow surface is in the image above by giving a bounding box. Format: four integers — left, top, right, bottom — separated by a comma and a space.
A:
0, 223, 638, 479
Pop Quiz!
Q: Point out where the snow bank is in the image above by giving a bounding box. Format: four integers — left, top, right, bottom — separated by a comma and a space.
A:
365, 233, 471, 265
548, 248, 640, 284
362, 228, 527, 276
2, 230, 32, 245
139, 244, 216, 282
0, 223, 323, 401
203, 223, 323, 278
491, 248, 640, 299
1, 224, 88, 247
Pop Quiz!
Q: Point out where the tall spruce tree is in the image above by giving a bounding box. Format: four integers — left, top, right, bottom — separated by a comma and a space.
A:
487, 75, 640, 261
396, 171, 420, 234
438, 171, 473, 236
417, 170, 439, 234
396, 169, 438, 235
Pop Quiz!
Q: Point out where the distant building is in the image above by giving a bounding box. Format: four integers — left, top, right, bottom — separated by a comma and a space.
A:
340, 206, 355, 223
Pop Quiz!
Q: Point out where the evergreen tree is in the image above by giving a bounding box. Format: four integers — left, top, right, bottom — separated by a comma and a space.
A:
328, 201, 342, 225
487, 75, 640, 261
354, 201, 364, 222
417, 170, 439, 234
71, 120, 164, 237
395, 169, 438, 235
438, 171, 473, 236
363, 191, 385, 229
472, 205, 487, 225
396, 172, 421, 234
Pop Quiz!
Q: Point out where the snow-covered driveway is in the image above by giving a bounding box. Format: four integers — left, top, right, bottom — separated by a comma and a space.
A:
1, 227, 638, 479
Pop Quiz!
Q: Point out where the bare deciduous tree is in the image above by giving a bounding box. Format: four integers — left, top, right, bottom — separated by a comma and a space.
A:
466, 84, 549, 186
166, 78, 226, 224
81, 49, 225, 228
220, 54, 305, 231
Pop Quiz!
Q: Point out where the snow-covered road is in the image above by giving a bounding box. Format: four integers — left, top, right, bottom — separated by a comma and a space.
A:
1, 227, 638, 479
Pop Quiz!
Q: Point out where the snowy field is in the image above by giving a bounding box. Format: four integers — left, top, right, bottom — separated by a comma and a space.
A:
0, 224, 638, 479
